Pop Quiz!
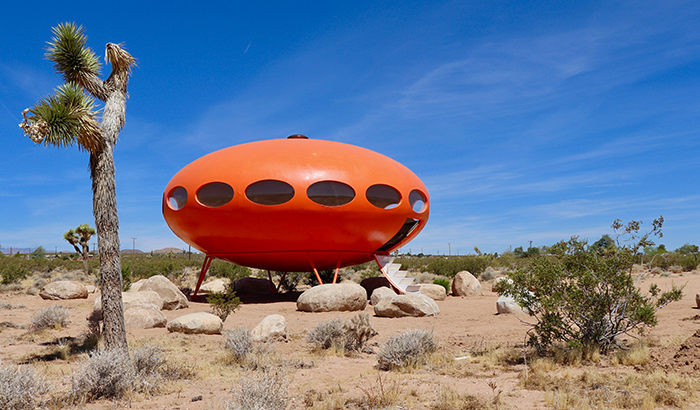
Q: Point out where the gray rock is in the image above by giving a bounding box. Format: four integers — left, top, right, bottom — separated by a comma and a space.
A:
94, 290, 165, 313
124, 303, 167, 329
233, 277, 274, 295
419, 284, 447, 301
139, 275, 189, 310
251, 314, 288, 342
360, 277, 393, 299
374, 294, 440, 317
39, 281, 88, 300
167, 312, 223, 334
297, 283, 367, 312
452, 271, 482, 297
370, 286, 396, 305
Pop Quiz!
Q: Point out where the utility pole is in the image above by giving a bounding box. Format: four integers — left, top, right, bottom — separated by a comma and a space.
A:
448, 243, 451, 256
131, 237, 136, 255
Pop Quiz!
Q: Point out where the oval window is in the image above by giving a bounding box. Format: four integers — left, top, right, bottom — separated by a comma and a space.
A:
409, 190, 427, 213
196, 182, 234, 207
307, 181, 355, 206
366, 184, 401, 209
246, 180, 295, 205
167, 186, 188, 210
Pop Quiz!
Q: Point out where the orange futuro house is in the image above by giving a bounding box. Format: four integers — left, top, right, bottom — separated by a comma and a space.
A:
162, 135, 429, 296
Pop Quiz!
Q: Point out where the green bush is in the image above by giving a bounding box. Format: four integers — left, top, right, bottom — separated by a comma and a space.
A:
209, 259, 251, 281
207, 285, 241, 321
1, 261, 28, 285
499, 217, 683, 354
432, 278, 451, 293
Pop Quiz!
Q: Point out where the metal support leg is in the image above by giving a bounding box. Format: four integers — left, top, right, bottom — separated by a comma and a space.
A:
307, 255, 323, 285
266, 270, 279, 293
192, 255, 213, 297
332, 254, 342, 284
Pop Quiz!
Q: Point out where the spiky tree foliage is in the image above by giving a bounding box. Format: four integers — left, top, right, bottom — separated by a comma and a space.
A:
20, 23, 136, 352
64, 224, 95, 274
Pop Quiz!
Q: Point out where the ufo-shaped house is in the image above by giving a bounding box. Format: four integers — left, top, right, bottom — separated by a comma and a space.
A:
163, 135, 429, 295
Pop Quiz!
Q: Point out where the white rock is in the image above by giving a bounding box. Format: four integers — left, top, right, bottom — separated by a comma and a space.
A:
496, 295, 527, 315
39, 281, 88, 300
94, 290, 165, 313
452, 271, 482, 297
360, 277, 392, 299
370, 286, 396, 305
124, 303, 167, 329
374, 294, 440, 317
139, 275, 189, 310
297, 283, 367, 312
86, 285, 97, 294
128, 279, 147, 292
199, 278, 227, 294
167, 312, 223, 334
419, 283, 447, 301
251, 314, 288, 342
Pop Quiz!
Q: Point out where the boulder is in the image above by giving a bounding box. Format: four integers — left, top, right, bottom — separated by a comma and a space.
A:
39, 281, 88, 300
233, 277, 274, 295
370, 286, 396, 305
167, 312, 223, 334
86, 285, 97, 294
297, 283, 367, 312
452, 271, 482, 297
124, 304, 167, 329
360, 277, 393, 299
199, 278, 227, 294
128, 279, 147, 292
419, 284, 447, 301
491, 276, 513, 293
374, 294, 440, 317
496, 295, 527, 315
139, 275, 188, 310
94, 290, 165, 313
251, 314, 288, 342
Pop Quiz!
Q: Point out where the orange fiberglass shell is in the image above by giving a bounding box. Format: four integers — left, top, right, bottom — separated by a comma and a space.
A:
162, 136, 429, 272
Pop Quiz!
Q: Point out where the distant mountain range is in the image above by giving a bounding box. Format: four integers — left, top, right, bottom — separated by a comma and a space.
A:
1, 247, 197, 255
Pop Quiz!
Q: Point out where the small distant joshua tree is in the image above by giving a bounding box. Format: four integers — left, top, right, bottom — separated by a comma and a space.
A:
64, 224, 95, 274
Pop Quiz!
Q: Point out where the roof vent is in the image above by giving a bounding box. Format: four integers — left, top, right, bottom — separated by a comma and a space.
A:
287, 134, 308, 139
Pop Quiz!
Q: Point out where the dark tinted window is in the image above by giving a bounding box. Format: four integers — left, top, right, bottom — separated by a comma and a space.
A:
197, 182, 234, 207
409, 190, 427, 213
366, 184, 401, 209
307, 181, 355, 206
246, 180, 295, 205
167, 186, 188, 210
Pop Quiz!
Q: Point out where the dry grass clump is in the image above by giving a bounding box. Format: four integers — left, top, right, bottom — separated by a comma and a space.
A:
612, 342, 650, 366
306, 313, 378, 354
70, 348, 135, 402
225, 327, 253, 363
225, 370, 289, 410
30, 305, 69, 330
377, 329, 437, 370
0, 364, 48, 410
347, 371, 402, 409
432, 384, 503, 410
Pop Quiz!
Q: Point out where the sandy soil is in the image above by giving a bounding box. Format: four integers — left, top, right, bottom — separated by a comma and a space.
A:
1, 271, 699, 409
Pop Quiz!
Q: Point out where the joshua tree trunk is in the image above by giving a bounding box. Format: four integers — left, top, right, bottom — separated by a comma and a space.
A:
93, 83, 129, 352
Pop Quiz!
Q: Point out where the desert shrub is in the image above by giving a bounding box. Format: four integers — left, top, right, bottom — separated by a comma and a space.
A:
277, 271, 305, 292
433, 278, 451, 293
207, 285, 241, 321
121, 265, 133, 291
30, 305, 69, 330
225, 328, 253, 362
675, 243, 699, 255
0, 261, 28, 285
226, 370, 289, 410
378, 329, 438, 370
307, 318, 346, 350
480, 266, 499, 281
209, 259, 251, 282
131, 345, 167, 395
305, 269, 336, 286
306, 314, 378, 353
499, 217, 683, 354
0, 364, 48, 410
70, 348, 136, 402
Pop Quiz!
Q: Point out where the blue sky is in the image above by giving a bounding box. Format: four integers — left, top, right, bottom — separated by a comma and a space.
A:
1, 0, 699, 255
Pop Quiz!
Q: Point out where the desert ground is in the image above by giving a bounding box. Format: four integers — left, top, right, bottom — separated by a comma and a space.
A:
1, 269, 700, 410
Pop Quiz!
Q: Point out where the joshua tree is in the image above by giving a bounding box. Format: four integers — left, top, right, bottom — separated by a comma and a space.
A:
64, 224, 95, 274
20, 23, 135, 351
